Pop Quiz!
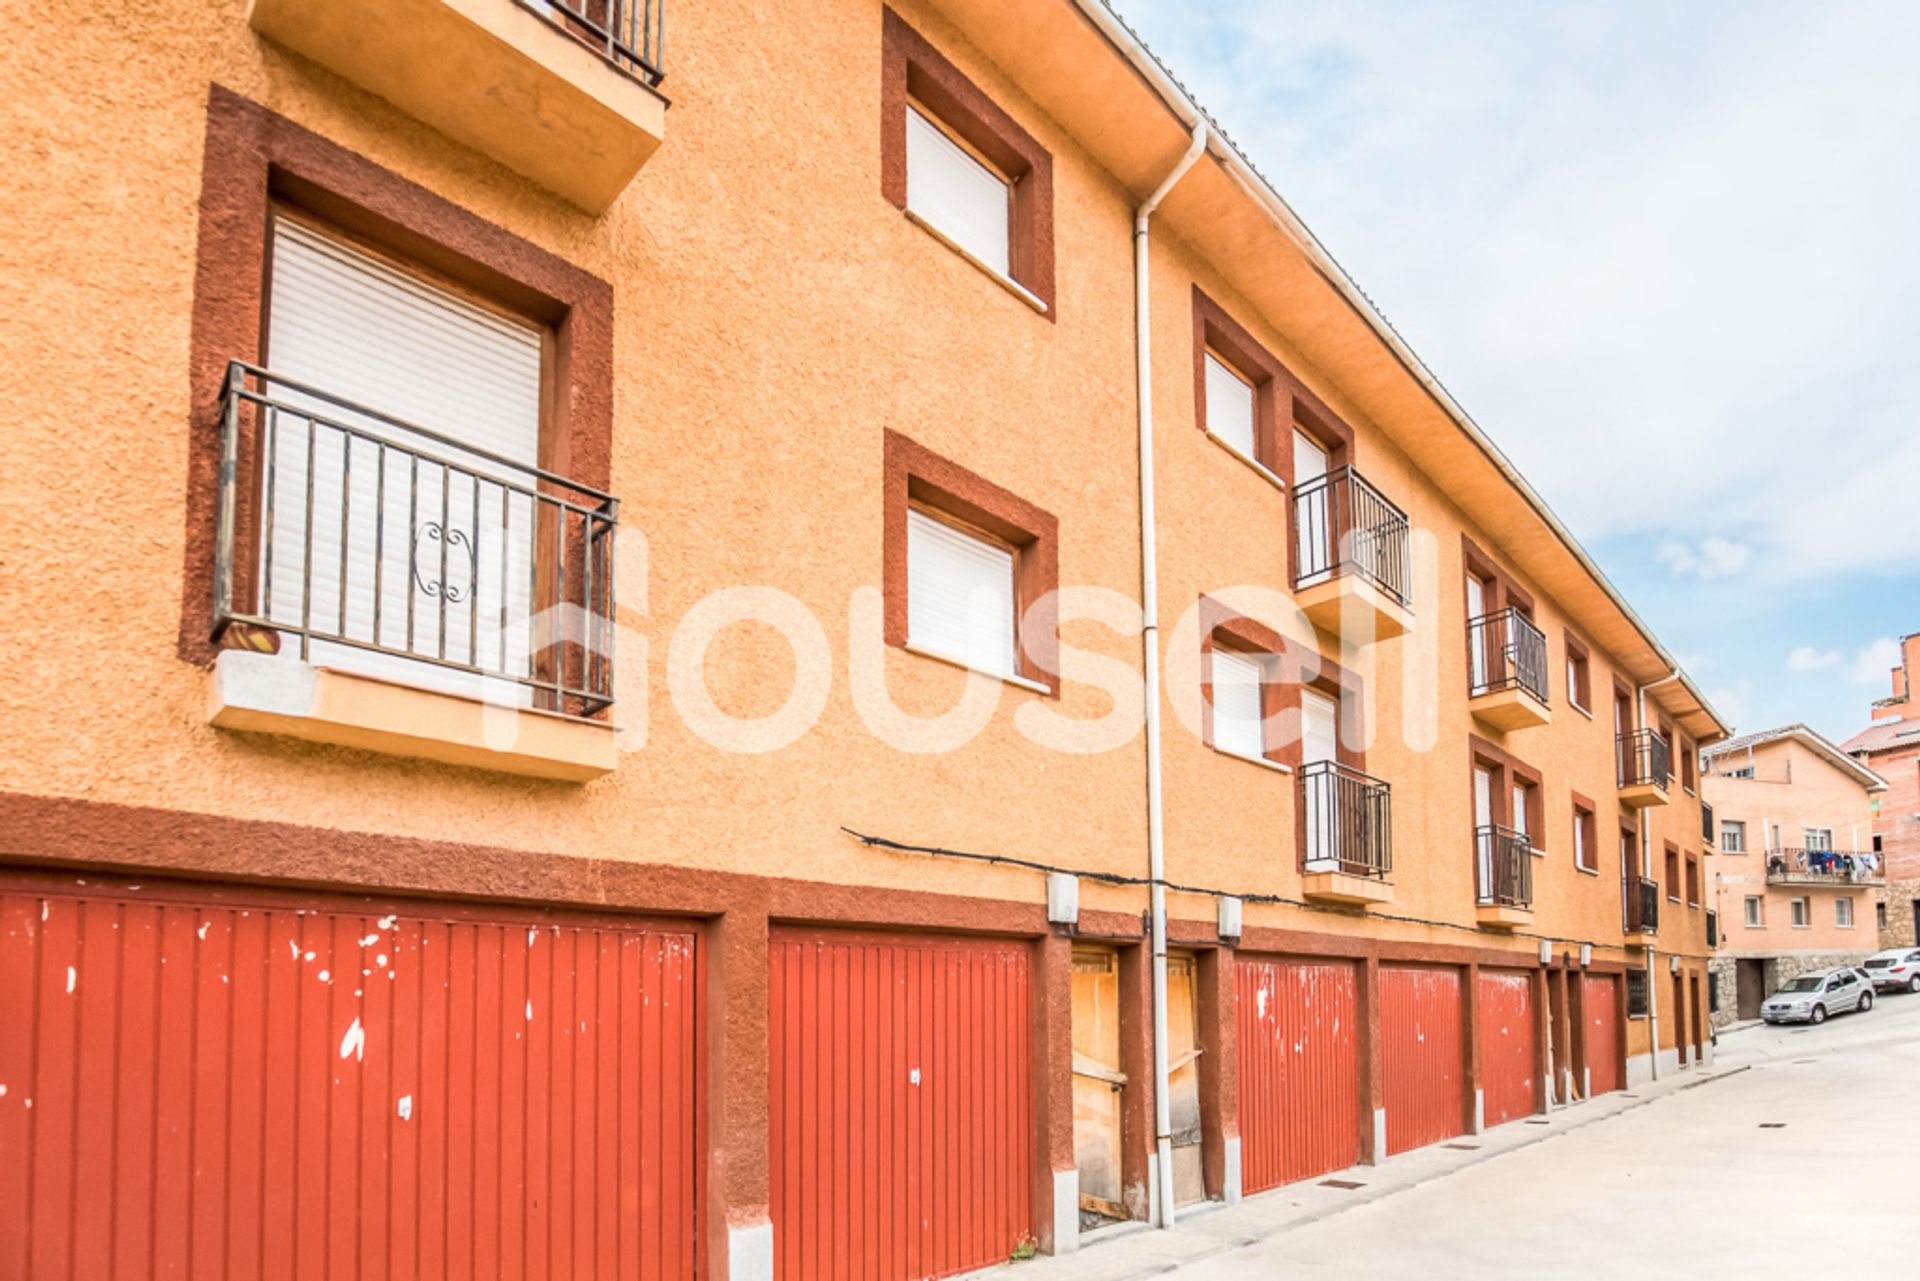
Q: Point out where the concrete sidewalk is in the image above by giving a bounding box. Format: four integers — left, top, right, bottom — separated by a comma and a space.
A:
983, 1064, 1746, 1281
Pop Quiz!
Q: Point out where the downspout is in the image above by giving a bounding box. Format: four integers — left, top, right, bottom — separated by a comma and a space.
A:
1637, 673, 1681, 1081
1135, 120, 1208, 1231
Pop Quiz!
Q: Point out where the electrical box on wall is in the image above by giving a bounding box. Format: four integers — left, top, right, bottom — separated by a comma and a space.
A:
1046, 872, 1079, 926
1218, 896, 1243, 941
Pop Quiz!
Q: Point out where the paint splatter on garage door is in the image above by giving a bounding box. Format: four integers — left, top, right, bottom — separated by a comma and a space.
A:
1381, 965, 1465, 1156
769, 929, 1032, 1281
1236, 957, 1360, 1194
1476, 969, 1538, 1128
0, 868, 699, 1281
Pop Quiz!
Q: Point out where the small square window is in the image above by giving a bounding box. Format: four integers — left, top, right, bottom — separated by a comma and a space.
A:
906, 507, 1017, 679
906, 105, 1012, 277
1744, 896, 1764, 927
1721, 820, 1746, 854
1803, 827, 1833, 852
1209, 647, 1268, 761
1836, 897, 1854, 928
1202, 352, 1258, 460
1790, 897, 1810, 928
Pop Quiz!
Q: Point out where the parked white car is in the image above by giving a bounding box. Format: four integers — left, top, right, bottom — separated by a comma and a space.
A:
1862, 948, 1920, 994
1760, 968, 1874, 1024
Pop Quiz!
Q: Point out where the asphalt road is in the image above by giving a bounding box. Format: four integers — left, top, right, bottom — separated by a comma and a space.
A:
1183, 990, 1920, 1280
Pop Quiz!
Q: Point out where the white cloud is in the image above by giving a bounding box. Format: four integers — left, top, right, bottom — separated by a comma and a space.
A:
1849, 637, 1901, 685
1117, 0, 1920, 583
1656, 537, 1752, 581
1787, 646, 1842, 673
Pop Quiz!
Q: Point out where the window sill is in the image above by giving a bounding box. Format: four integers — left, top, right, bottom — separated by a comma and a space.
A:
207, 650, 616, 781
1575, 863, 1600, 877
902, 640, 1053, 695
1203, 431, 1288, 492
903, 209, 1048, 315
1211, 745, 1293, 775
1569, 701, 1593, 720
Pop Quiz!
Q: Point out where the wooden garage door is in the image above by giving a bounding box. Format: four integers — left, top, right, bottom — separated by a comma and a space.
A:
1475, 970, 1537, 1129
1381, 965, 1465, 1156
1236, 958, 1360, 1194
769, 930, 1031, 1281
1583, 974, 1622, 1097
0, 868, 699, 1281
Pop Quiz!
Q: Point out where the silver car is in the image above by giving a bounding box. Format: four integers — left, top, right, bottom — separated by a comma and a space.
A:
1760, 967, 1874, 1024
1863, 948, 1920, 994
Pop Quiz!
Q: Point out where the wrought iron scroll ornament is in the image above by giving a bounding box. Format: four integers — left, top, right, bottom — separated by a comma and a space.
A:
411, 522, 477, 604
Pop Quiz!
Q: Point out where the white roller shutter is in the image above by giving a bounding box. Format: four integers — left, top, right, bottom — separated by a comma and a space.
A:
1210, 649, 1266, 760
262, 216, 544, 701
906, 509, 1018, 679
906, 106, 1012, 277
1204, 354, 1257, 459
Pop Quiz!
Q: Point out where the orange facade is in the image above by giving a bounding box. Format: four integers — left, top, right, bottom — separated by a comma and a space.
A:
0, 0, 1726, 1273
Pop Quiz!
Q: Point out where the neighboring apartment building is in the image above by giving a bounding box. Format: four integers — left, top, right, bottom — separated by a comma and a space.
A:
1842, 632, 1920, 948
1702, 726, 1886, 1026
0, 2, 1726, 1276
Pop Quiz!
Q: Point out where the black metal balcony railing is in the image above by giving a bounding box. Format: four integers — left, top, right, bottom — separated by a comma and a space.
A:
1626, 875, 1660, 934
212, 362, 619, 714
1298, 760, 1393, 879
1763, 849, 1885, 887
1617, 728, 1671, 790
1475, 824, 1533, 909
1702, 799, 1715, 845
524, 0, 666, 86
1292, 466, 1413, 609
1466, 607, 1548, 703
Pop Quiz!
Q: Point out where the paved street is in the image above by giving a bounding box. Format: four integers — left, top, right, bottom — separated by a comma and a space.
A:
1005, 992, 1920, 1281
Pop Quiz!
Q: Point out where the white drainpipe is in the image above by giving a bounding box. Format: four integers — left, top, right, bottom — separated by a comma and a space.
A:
1636, 673, 1680, 1081
1134, 120, 1208, 1231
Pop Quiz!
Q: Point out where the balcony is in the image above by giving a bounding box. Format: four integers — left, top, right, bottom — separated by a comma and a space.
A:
249, 0, 669, 212
1764, 849, 1885, 888
1474, 823, 1533, 927
1617, 729, 1670, 809
1292, 467, 1413, 642
1624, 875, 1659, 939
1466, 607, 1550, 731
1298, 761, 1394, 906
209, 363, 619, 780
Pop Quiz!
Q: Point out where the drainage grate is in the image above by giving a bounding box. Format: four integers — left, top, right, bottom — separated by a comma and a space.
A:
1318, 1179, 1366, 1190
1441, 1143, 1480, 1151
1759, 1122, 1787, 1129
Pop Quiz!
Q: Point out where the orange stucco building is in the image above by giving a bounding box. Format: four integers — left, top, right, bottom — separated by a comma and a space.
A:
0, 2, 1728, 1276
1702, 726, 1886, 1024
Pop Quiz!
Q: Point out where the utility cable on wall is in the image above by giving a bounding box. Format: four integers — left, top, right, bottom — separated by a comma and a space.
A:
841, 826, 1718, 964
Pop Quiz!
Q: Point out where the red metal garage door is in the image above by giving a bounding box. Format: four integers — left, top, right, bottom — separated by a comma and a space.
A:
769, 930, 1031, 1281
1236, 957, 1360, 1194
1381, 965, 1465, 1155
1583, 974, 1622, 1097
0, 867, 699, 1281
1475, 970, 1537, 1129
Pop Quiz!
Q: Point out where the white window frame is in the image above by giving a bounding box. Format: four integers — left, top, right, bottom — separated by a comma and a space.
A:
1790, 897, 1810, 928
1720, 820, 1746, 854
1202, 351, 1260, 466
1209, 646, 1271, 766
1803, 827, 1833, 852
904, 506, 1020, 684
905, 104, 1014, 282
1836, 897, 1854, 928
1743, 896, 1764, 927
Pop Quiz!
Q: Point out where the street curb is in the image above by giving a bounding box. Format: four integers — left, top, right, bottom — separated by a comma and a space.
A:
1009, 1065, 1754, 1280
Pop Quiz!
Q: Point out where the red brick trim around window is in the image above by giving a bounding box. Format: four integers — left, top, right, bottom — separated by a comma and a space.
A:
1460, 533, 1536, 618
1468, 733, 1544, 838
180, 85, 613, 668
1571, 789, 1599, 873
1197, 597, 1365, 771
882, 429, 1060, 695
880, 7, 1056, 318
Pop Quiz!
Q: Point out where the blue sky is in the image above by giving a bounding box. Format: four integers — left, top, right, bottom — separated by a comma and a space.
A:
1116, 0, 1920, 741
